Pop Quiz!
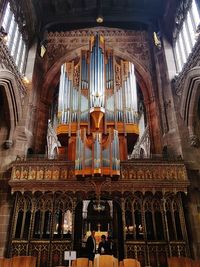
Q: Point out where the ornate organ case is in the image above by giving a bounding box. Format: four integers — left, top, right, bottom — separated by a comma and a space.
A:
56, 35, 139, 177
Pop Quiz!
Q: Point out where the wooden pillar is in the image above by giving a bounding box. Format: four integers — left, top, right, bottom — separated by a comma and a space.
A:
162, 196, 171, 256
72, 197, 77, 250
121, 198, 127, 258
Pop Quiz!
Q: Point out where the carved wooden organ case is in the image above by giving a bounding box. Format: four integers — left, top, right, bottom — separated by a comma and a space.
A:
56, 35, 139, 177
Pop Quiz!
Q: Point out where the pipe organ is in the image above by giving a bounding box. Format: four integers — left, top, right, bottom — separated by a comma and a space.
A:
56, 35, 139, 177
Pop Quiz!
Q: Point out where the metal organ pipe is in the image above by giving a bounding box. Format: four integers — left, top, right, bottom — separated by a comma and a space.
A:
58, 64, 65, 123
81, 54, 88, 89
101, 49, 104, 107
121, 62, 138, 124
75, 130, 83, 170
106, 53, 114, 89
130, 63, 138, 123
89, 35, 105, 108
111, 130, 120, 171
56, 36, 142, 177
94, 133, 101, 170
80, 53, 89, 123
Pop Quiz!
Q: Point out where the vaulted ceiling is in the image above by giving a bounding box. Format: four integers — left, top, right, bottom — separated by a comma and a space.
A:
31, 0, 168, 33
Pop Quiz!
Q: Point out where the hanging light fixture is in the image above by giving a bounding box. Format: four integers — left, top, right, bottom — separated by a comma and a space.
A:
96, 0, 104, 23
93, 198, 105, 212
96, 15, 104, 23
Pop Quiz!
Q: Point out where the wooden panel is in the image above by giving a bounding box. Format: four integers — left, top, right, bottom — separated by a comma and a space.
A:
167, 257, 193, 267
192, 261, 200, 267
72, 258, 90, 267
4, 259, 12, 267
57, 123, 78, 135
95, 255, 118, 267
123, 258, 141, 267
12, 256, 36, 267
0, 258, 12, 267
125, 124, 139, 134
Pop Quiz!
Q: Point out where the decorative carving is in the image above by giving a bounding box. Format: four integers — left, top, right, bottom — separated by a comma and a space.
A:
13, 168, 21, 180
9, 158, 189, 193
0, 41, 26, 97
36, 168, 44, 180
45, 168, 52, 179
173, 36, 200, 97
115, 62, 122, 87
121, 162, 188, 181
52, 168, 59, 180
4, 139, 13, 149
130, 126, 150, 158
46, 28, 151, 72
10, 160, 75, 183
61, 169, 68, 180
22, 168, 28, 179
29, 168, 36, 179
189, 135, 200, 148
73, 63, 80, 87
47, 120, 61, 159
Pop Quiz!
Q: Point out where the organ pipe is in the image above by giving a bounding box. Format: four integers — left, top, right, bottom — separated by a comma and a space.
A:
81, 52, 89, 90
89, 35, 105, 108
94, 133, 101, 171
112, 130, 120, 171
55, 35, 140, 177
106, 52, 114, 89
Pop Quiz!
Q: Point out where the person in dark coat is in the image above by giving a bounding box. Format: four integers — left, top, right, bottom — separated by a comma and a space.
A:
97, 235, 110, 255
86, 230, 96, 261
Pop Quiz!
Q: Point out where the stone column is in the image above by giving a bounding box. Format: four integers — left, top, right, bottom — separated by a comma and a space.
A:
0, 183, 12, 257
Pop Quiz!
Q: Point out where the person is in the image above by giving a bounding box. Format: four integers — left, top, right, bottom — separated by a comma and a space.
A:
97, 235, 110, 255
65, 230, 71, 239
86, 230, 96, 261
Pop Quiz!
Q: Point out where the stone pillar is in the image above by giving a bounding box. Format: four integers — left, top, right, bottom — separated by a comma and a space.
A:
0, 183, 12, 257
186, 189, 200, 259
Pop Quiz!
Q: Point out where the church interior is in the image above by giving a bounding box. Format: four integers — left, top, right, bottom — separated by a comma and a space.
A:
0, 0, 200, 266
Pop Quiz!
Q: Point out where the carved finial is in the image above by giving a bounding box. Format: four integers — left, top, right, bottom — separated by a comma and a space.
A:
4, 139, 13, 149
189, 135, 200, 148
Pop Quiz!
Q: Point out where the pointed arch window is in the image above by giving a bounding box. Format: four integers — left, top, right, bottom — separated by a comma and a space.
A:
134, 200, 143, 240
1, 2, 28, 74
43, 210, 52, 238
174, 0, 200, 73
15, 210, 24, 238
54, 209, 63, 238
63, 210, 72, 237
23, 210, 31, 239
173, 200, 183, 240
33, 210, 42, 238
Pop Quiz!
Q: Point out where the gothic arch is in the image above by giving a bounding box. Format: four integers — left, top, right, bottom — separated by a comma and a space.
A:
42, 46, 152, 103
40, 29, 162, 153
180, 67, 200, 142
0, 69, 22, 147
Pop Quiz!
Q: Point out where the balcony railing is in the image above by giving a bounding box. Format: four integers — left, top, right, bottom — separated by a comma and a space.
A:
9, 155, 189, 193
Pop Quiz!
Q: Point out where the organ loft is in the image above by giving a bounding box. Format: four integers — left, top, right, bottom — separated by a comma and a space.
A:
0, 0, 200, 267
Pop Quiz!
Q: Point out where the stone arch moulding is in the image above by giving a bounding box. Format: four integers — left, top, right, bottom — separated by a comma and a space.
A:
180, 67, 200, 147
41, 28, 161, 153
0, 69, 22, 148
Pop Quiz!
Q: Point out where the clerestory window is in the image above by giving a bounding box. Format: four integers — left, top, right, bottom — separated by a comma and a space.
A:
174, 0, 200, 73
1, 2, 27, 74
